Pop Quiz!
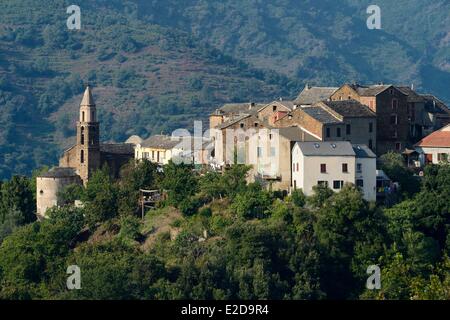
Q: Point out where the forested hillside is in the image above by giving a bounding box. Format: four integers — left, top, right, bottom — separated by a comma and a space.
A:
1, 0, 450, 179
137, 0, 450, 97
0, 157, 448, 299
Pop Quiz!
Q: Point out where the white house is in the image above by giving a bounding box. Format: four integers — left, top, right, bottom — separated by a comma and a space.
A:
353, 144, 377, 201
415, 124, 450, 165
291, 141, 376, 201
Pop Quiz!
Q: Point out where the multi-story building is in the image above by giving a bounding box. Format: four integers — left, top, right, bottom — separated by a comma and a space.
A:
274, 100, 376, 150
330, 84, 409, 154
291, 141, 376, 201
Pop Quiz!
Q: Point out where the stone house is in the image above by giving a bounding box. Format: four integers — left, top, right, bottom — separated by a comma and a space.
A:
330, 84, 409, 154
273, 100, 376, 150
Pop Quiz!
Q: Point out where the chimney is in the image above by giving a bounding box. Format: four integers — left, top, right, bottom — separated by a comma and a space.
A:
249, 102, 255, 110
411, 83, 414, 91
305, 83, 310, 90
279, 97, 283, 101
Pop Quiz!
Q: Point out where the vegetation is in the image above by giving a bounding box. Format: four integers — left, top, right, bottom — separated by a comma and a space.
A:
0, 160, 448, 300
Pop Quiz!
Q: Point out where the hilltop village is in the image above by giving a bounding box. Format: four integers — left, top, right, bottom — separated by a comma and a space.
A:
36, 84, 450, 218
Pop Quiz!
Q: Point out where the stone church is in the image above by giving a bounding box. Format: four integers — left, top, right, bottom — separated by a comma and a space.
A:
36, 86, 134, 219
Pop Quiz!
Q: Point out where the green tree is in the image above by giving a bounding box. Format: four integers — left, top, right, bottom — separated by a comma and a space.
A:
161, 161, 198, 207
380, 152, 420, 198
0, 176, 35, 225
81, 167, 119, 228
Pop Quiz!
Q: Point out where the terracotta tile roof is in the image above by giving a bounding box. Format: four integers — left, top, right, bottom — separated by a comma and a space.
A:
416, 126, 450, 148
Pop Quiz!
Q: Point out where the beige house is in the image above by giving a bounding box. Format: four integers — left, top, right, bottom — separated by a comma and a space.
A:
135, 135, 181, 165
135, 135, 213, 165
292, 141, 376, 201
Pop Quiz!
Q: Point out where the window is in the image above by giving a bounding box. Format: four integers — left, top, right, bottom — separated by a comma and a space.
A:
152, 150, 155, 159
293, 163, 295, 172
39, 190, 44, 195
390, 114, 398, 125
393, 130, 398, 138
82, 111, 85, 122
392, 99, 398, 110
336, 127, 341, 138
273, 105, 277, 111
254, 122, 258, 128
320, 164, 327, 173
342, 163, 348, 173
257, 147, 262, 158
240, 123, 244, 128
369, 139, 373, 150
390, 89, 394, 95
80, 150, 84, 164
369, 122, 373, 133
346, 124, 351, 135
356, 179, 364, 188
395, 142, 402, 151
438, 153, 449, 162
269, 134, 273, 140
357, 163, 362, 173
296, 163, 299, 172
326, 127, 331, 138
293, 180, 297, 189
80, 127, 85, 145
318, 181, 328, 187
333, 180, 344, 189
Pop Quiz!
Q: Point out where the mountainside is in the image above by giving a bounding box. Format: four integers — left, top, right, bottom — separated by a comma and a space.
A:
1, 0, 449, 179
0, 0, 297, 179
137, 0, 450, 99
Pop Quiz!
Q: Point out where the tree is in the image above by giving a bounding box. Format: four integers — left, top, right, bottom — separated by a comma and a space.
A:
221, 165, 251, 198
161, 161, 198, 207
307, 184, 334, 208
81, 167, 119, 228
231, 183, 272, 219
0, 176, 35, 225
314, 185, 386, 299
117, 160, 160, 216
413, 164, 450, 249
380, 152, 420, 198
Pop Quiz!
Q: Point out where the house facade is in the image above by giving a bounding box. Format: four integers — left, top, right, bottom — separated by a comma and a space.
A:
331, 84, 409, 155
415, 124, 450, 165
291, 141, 376, 201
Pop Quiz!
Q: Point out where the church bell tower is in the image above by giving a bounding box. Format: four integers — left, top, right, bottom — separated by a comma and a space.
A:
76, 86, 100, 184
